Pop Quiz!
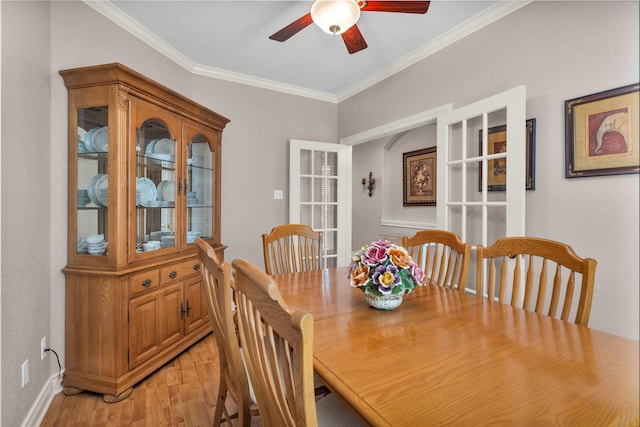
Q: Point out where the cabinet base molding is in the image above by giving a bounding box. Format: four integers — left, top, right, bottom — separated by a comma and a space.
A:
102, 387, 133, 403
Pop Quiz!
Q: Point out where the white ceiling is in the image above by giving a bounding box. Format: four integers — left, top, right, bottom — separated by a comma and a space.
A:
89, 1, 529, 102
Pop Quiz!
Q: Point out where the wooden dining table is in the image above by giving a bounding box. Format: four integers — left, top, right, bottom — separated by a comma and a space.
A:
273, 267, 639, 426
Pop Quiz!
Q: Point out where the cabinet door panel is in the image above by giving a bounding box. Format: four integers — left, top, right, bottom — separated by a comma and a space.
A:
159, 282, 184, 347
184, 275, 208, 334
129, 291, 161, 368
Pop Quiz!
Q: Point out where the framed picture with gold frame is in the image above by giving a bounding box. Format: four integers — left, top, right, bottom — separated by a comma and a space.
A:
403, 147, 436, 206
478, 119, 536, 191
565, 83, 639, 178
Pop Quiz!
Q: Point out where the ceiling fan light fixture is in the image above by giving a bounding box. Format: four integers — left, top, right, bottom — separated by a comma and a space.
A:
310, 0, 361, 36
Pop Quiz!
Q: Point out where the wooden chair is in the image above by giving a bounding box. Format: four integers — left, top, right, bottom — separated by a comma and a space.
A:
262, 224, 323, 275
476, 237, 597, 326
196, 239, 259, 426
402, 229, 471, 291
232, 258, 363, 427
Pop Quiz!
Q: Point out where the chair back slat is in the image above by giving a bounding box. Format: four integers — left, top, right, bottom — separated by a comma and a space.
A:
402, 229, 471, 291
561, 272, 576, 321
196, 239, 257, 426
233, 258, 317, 427
476, 237, 597, 326
511, 255, 522, 306
499, 258, 508, 303
263, 224, 323, 275
534, 258, 548, 313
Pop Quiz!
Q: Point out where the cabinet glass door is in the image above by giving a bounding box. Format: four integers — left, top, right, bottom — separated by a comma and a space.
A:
135, 118, 177, 254
77, 106, 109, 256
186, 134, 214, 244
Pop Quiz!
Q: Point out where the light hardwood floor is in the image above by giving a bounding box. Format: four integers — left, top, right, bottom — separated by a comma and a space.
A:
41, 333, 259, 426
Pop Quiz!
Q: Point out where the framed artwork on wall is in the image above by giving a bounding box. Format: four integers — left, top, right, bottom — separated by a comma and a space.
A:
478, 119, 536, 191
403, 147, 436, 206
565, 83, 639, 178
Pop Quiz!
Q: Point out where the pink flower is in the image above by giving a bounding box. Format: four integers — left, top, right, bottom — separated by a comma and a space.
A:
409, 262, 425, 285
361, 245, 388, 266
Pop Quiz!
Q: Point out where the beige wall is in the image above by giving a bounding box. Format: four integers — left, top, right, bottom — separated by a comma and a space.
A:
1, 1, 638, 425
1, 1, 52, 425
343, 1, 639, 341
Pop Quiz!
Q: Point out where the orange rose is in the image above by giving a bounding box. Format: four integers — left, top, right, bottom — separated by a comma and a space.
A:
388, 246, 412, 268
350, 263, 370, 287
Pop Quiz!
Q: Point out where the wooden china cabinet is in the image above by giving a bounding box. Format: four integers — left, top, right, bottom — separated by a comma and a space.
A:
61, 63, 229, 401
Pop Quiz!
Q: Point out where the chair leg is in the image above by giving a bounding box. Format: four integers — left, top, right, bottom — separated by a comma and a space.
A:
213, 377, 229, 427
314, 385, 331, 397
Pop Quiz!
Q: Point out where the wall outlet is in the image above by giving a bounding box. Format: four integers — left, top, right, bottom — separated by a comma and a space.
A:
21, 360, 29, 387
41, 336, 47, 360
274, 190, 283, 200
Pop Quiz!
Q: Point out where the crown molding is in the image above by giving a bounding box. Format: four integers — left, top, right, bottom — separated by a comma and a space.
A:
82, 0, 337, 102
84, 0, 530, 104
191, 65, 338, 103
335, 1, 533, 102
83, 0, 194, 70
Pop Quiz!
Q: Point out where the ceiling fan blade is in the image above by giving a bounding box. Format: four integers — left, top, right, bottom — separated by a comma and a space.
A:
269, 13, 314, 42
342, 24, 368, 54
361, 1, 430, 14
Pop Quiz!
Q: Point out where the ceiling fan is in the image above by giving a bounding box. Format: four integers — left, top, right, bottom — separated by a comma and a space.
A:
269, 0, 431, 54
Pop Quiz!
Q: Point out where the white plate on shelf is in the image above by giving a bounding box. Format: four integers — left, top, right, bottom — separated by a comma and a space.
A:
78, 126, 86, 142
136, 177, 157, 206
156, 181, 165, 201
147, 153, 174, 162
154, 138, 175, 155
92, 126, 109, 152
87, 174, 103, 206
145, 139, 158, 155
161, 180, 175, 202
84, 127, 98, 152
95, 174, 109, 207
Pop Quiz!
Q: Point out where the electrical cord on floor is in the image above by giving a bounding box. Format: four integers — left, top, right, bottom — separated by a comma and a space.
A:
45, 348, 62, 379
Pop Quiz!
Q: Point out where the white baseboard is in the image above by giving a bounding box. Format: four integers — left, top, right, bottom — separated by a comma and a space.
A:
20, 373, 64, 427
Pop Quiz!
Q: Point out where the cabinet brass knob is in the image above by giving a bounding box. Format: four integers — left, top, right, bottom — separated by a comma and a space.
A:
169, 271, 178, 279
142, 279, 152, 287
193, 264, 200, 271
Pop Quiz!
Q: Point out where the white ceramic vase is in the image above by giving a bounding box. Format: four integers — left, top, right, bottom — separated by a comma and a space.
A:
365, 293, 403, 311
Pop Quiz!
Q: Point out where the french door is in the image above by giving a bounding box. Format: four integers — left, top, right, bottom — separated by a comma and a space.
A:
289, 139, 352, 267
436, 86, 527, 294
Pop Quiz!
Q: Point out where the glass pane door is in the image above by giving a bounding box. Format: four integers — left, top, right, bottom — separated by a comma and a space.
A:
186, 135, 213, 244
135, 118, 177, 254
290, 139, 352, 267
77, 106, 109, 256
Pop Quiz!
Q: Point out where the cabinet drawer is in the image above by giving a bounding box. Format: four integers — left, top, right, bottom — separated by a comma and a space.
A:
161, 260, 201, 285
130, 270, 160, 297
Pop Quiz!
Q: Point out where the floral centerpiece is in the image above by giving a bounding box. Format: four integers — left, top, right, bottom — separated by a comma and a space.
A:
348, 239, 425, 310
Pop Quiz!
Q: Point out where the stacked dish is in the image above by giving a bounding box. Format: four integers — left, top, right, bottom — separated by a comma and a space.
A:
83, 126, 109, 152
78, 127, 87, 153
186, 231, 201, 244
145, 138, 175, 161
95, 175, 109, 207
161, 235, 175, 248
156, 180, 175, 202
143, 240, 161, 251
186, 191, 199, 206
76, 235, 88, 253
77, 189, 91, 207
87, 174, 108, 207
136, 177, 157, 206
86, 234, 107, 256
